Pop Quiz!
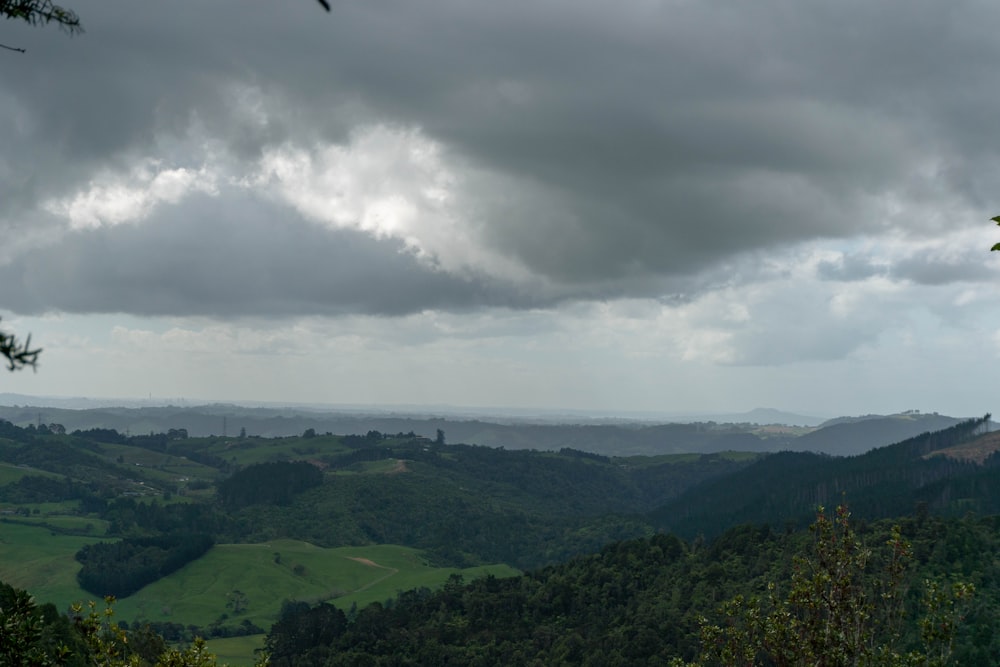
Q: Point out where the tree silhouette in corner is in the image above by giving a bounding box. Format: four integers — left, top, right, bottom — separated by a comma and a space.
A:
0, 322, 40, 370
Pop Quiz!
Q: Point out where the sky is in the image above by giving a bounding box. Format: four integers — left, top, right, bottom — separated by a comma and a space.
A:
0, 0, 998, 419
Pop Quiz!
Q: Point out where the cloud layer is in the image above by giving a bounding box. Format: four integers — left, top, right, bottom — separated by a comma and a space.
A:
2, 0, 1000, 411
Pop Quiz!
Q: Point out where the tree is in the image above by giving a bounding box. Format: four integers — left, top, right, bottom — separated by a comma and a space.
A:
73, 596, 271, 666
0, 585, 62, 666
226, 589, 249, 615
678, 506, 974, 667
1, 586, 271, 666
991, 216, 1000, 251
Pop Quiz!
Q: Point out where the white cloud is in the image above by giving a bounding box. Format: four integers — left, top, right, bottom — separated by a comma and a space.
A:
251, 124, 536, 283
44, 161, 218, 230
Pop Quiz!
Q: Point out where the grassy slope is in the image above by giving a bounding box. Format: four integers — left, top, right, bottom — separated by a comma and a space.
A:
0, 461, 62, 484
96, 443, 219, 482
0, 521, 102, 604
111, 540, 517, 626
192, 434, 352, 467
0, 522, 517, 625
204, 635, 264, 667
194, 543, 517, 666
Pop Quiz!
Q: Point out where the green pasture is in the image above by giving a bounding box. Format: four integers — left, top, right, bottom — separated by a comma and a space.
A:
194, 433, 418, 469
2, 500, 84, 516
0, 521, 103, 607
334, 458, 404, 475
3, 514, 108, 533
715, 450, 766, 461
0, 462, 62, 484
96, 443, 219, 484
614, 453, 700, 467
203, 635, 265, 667
616, 450, 762, 468
111, 540, 518, 629
3, 523, 519, 654
196, 435, 350, 467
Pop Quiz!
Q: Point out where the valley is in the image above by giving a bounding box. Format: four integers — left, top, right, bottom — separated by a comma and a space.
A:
2, 405, 999, 664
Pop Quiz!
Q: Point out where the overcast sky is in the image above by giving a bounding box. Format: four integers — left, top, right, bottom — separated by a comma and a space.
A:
1, 0, 998, 419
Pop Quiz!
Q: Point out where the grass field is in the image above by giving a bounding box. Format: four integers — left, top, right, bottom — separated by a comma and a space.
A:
2, 515, 109, 533
0, 462, 62, 484
98, 443, 220, 482
617, 450, 762, 467
0, 521, 103, 606
1, 522, 519, 666
196, 435, 351, 467
203, 635, 265, 667
110, 540, 519, 628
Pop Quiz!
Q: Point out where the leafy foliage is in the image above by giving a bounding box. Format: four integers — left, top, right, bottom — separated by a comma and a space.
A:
0, 582, 74, 666
0, 587, 270, 666
684, 507, 974, 667
70, 596, 270, 666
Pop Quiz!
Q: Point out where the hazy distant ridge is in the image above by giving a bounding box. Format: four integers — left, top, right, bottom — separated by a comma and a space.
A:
0, 400, 972, 457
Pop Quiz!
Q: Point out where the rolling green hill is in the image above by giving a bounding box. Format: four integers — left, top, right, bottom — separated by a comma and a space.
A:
0, 416, 753, 641
110, 541, 518, 628
7, 412, 1000, 665
0, 519, 516, 632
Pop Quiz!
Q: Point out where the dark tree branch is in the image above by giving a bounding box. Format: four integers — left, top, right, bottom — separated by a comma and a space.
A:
0, 0, 82, 33
0, 320, 41, 371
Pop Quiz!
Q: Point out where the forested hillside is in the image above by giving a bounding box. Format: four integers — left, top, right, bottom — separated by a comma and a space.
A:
652, 416, 995, 538
791, 412, 965, 456
261, 512, 999, 665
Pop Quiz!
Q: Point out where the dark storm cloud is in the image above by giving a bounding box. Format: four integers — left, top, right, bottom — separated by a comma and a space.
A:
0, 194, 543, 317
3, 0, 998, 316
891, 255, 996, 286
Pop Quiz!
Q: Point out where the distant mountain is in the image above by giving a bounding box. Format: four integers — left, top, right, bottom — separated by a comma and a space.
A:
667, 407, 827, 427
791, 412, 965, 456
0, 394, 826, 426
0, 402, 975, 458
0, 404, 798, 456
